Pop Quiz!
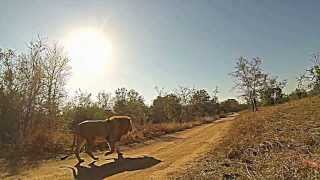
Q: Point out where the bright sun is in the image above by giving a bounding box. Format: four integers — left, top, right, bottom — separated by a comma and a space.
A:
64, 28, 112, 72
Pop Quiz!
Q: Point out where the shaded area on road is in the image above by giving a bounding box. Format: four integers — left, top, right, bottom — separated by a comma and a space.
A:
63, 156, 161, 180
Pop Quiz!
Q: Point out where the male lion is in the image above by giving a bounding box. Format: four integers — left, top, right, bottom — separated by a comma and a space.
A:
70, 116, 133, 163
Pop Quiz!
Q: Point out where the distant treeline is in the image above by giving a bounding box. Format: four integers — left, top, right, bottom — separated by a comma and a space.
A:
0, 38, 319, 152
0, 39, 245, 147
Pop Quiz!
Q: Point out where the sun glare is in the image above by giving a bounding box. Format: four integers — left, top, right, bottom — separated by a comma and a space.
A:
64, 28, 112, 72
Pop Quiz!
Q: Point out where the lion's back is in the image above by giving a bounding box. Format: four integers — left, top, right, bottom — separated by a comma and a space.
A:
78, 120, 108, 138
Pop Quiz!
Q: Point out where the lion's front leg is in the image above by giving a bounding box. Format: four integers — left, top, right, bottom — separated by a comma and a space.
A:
104, 141, 123, 160
104, 139, 111, 156
104, 141, 114, 156
86, 138, 99, 161
106, 141, 111, 152
115, 143, 123, 156
117, 149, 124, 159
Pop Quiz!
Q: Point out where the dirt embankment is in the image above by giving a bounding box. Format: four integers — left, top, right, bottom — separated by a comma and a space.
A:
179, 96, 320, 179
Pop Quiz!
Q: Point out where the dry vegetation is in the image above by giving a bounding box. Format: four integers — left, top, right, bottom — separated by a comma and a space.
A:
115, 120, 208, 147
178, 96, 320, 179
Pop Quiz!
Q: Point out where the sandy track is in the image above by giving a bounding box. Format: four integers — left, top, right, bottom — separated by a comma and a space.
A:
2, 117, 234, 180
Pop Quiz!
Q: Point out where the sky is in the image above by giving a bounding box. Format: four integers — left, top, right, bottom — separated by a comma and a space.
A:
1, 0, 320, 104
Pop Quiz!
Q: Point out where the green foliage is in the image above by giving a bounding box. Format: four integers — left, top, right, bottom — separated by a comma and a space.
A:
113, 88, 148, 125
299, 52, 320, 94
288, 88, 308, 100
151, 94, 182, 123
220, 99, 247, 113
190, 89, 218, 117
230, 57, 267, 112
62, 90, 110, 129
96, 91, 112, 112
0, 49, 19, 143
260, 77, 287, 106
151, 88, 220, 123
0, 40, 70, 144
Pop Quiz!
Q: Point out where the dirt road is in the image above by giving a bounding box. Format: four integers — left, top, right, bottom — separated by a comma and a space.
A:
2, 117, 235, 180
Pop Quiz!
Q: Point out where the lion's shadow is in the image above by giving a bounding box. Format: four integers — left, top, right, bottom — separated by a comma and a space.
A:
70, 156, 161, 180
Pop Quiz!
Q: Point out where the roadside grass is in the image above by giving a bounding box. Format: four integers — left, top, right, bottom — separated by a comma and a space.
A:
121, 120, 204, 144
179, 96, 320, 179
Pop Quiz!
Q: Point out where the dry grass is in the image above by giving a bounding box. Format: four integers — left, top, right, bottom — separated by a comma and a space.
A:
118, 120, 206, 146
179, 96, 320, 179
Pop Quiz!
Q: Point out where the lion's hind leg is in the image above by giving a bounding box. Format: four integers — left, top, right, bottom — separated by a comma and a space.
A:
75, 136, 86, 163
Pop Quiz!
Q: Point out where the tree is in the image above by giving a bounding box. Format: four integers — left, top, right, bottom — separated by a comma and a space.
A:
299, 52, 320, 95
230, 57, 267, 112
0, 39, 71, 144
220, 99, 247, 113
113, 88, 148, 125
173, 86, 220, 121
212, 86, 219, 104
0, 49, 20, 143
190, 89, 213, 117
63, 90, 108, 130
174, 86, 195, 105
174, 86, 195, 121
150, 94, 182, 123
41, 43, 71, 128
97, 91, 113, 113
288, 88, 308, 100
260, 77, 287, 105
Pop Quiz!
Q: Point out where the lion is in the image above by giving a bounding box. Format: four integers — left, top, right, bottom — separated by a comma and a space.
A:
65, 116, 133, 163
